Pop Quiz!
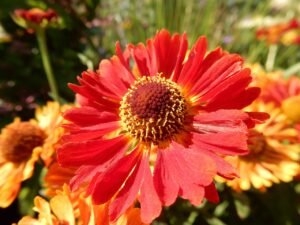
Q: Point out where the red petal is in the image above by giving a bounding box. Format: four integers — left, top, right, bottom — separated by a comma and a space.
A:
190, 54, 243, 97
204, 182, 219, 203
57, 135, 129, 167
97, 57, 134, 97
63, 107, 118, 127
168, 143, 216, 186
179, 184, 205, 206
214, 157, 238, 179
168, 146, 212, 205
163, 143, 215, 205
288, 77, 300, 96
75, 94, 89, 106
193, 109, 249, 135
192, 110, 249, 156
132, 42, 153, 76
196, 67, 249, 102
132, 29, 188, 78
79, 71, 121, 101
140, 156, 162, 223
115, 41, 131, 70
70, 165, 101, 191
109, 153, 148, 221
176, 36, 207, 86
153, 30, 185, 78
192, 131, 248, 155
61, 121, 120, 142
194, 149, 239, 179
194, 109, 249, 125
68, 121, 120, 132
89, 147, 141, 205
245, 112, 270, 128
153, 149, 179, 206
170, 33, 188, 82
68, 83, 119, 112
197, 69, 257, 110
212, 87, 260, 110
154, 143, 216, 206
195, 47, 225, 75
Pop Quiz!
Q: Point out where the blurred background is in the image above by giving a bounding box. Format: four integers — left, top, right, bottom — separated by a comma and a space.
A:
0, 0, 300, 224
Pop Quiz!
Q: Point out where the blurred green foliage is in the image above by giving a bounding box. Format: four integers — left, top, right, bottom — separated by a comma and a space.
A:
0, 0, 300, 224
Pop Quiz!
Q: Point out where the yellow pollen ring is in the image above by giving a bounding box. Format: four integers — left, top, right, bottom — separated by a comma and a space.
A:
119, 75, 187, 145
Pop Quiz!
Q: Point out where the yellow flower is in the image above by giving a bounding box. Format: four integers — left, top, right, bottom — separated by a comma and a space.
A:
0, 101, 67, 207
14, 186, 148, 225
224, 102, 300, 191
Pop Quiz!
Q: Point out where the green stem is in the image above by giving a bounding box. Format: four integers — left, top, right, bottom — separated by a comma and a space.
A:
265, 44, 278, 72
284, 62, 300, 78
36, 28, 60, 103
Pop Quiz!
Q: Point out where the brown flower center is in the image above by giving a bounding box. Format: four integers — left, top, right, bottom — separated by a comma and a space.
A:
241, 130, 267, 160
120, 76, 187, 144
0, 121, 46, 163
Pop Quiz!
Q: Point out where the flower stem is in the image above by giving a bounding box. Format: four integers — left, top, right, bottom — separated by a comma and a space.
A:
265, 44, 278, 72
36, 28, 60, 103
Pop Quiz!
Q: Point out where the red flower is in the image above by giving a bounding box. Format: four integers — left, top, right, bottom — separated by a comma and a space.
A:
57, 30, 266, 223
14, 8, 57, 24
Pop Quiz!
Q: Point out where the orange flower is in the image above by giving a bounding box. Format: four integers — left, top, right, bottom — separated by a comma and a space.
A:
224, 102, 300, 191
15, 186, 147, 225
0, 102, 66, 207
0, 119, 44, 208
256, 18, 300, 45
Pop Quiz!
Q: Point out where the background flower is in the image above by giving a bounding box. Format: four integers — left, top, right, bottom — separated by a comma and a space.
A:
260, 76, 300, 124
0, 102, 65, 208
224, 102, 300, 191
14, 185, 147, 225
12, 8, 59, 30
256, 19, 300, 45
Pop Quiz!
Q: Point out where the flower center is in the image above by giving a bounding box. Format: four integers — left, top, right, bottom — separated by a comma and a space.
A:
241, 130, 267, 160
120, 76, 187, 144
0, 121, 46, 163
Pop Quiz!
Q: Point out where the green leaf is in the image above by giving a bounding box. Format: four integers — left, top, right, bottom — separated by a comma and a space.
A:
207, 218, 228, 225
233, 193, 251, 219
